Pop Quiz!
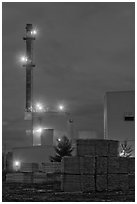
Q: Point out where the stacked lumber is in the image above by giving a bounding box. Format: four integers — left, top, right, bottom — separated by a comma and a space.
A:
6, 172, 33, 183
61, 156, 82, 192
46, 172, 61, 182
128, 157, 135, 190
107, 156, 134, 191
61, 139, 135, 193
61, 174, 81, 192
41, 162, 61, 173
61, 156, 80, 174
96, 175, 107, 192
95, 156, 108, 191
61, 156, 95, 192
33, 172, 47, 183
81, 174, 95, 192
77, 139, 119, 157
128, 157, 135, 174
77, 140, 96, 156
128, 174, 135, 190
80, 156, 95, 175
20, 163, 39, 172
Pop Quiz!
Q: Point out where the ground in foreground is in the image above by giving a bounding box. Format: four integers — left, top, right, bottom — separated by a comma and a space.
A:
3, 183, 135, 202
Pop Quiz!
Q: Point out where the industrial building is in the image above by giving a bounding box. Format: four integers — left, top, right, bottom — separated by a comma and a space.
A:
10, 24, 76, 169
9, 24, 135, 171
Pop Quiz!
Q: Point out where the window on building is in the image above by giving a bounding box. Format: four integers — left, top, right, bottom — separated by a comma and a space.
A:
124, 116, 134, 121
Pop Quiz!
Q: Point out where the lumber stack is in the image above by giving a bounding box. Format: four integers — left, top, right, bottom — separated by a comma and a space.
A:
77, 139, 119, 157
6, 172, 33, 183
41, 162, 61, 173
61, 139, 135, 192
61, 156, 95, 192
20, 163, 39, 172
33, 172, 47, 183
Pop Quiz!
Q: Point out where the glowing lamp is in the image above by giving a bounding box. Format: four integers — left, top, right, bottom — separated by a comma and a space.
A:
13, 160, 21, 171
31, 29, 37, 35
33, 127, 43, 134
35, 103, 43, 112
58, 105, 64, 111
36, 128, 42, 133
15, 161, 20, 166
20, 56, 28, 63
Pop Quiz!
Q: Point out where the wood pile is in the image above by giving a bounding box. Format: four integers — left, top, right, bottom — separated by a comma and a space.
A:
61, 139, 135, 192
41, 162, 61, 173
61, 174, 81, 192
61, 157, 80, 174
6, 173, 33, 183
33, 172, 47, 183
81, 175, 95, 192
20, 163, 39, 172
96, 175, 107, 191
77, 139, 119, 157
80, 156, 95, 175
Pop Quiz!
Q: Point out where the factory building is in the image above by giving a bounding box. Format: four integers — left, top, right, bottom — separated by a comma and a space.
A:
10, 25, 135, 172
32, 111, 75, 145
13, 145, 54, 164
12, 112, 75, 167
104, 90, 135, 156
11, 24, 76, 170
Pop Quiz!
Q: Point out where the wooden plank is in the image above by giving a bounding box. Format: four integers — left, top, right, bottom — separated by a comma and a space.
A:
80, 156, 95, 175
81, 175, 95, 192
96, 175, 107, 191
96, 157, 107, 174
61, 156, 80, 174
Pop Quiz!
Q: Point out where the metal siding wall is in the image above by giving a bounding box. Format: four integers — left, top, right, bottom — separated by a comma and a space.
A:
41, 129, 53, 146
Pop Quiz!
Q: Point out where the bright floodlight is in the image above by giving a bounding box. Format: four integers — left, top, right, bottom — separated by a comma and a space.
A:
31, 29, 37, 35
58, 105, 64, 111
14, 160, 20, 168
58, 138, 61, 142
35, 127, 43, 134
35, 103, 43, 111
20, 56, 28, 63
13, 160, 21, 171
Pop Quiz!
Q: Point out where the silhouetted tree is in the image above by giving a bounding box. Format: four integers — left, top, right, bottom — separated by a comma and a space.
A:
120, 140, 133, 157
50, 136, 74, 162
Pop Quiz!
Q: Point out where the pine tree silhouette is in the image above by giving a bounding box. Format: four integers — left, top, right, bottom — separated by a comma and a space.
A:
50, 136, 74, 162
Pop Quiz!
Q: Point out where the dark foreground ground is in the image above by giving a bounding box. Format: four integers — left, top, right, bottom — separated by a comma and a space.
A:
3, 182, 135, 202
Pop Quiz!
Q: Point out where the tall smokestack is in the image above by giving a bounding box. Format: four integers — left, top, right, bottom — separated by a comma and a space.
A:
23, 24, 35, 119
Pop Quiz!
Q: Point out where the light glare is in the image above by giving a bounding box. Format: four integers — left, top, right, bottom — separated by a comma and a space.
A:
34, 127, 43, 134
14, 160, 20, 167
31, 29, 37, 35
35, 103, 43, 111
59, 105, 64, 111
20, 56, 28, 63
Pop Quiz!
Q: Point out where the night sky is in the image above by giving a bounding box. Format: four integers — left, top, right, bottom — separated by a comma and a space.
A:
2, 2, 135, 150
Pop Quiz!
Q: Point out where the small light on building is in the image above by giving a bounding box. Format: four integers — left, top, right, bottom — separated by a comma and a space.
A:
58, 104, 64, 111
13, 160, 21, 171
20, 56, 28, 63
34, 128, 43, 134
31, 29, 37, 35
35, 103, 44, 112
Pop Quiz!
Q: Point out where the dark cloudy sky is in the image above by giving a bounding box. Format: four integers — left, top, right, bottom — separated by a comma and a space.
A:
2, 2, 135, 150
